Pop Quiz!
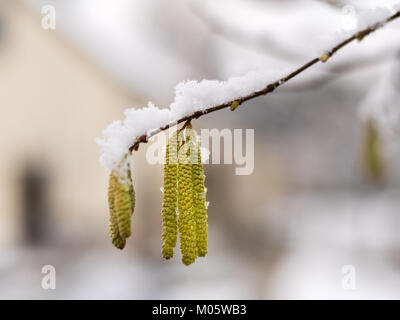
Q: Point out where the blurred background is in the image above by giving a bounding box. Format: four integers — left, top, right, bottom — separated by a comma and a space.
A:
0, 0, 400, 299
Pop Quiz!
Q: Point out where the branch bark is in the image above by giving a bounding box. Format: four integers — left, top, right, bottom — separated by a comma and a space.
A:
129, 10, 400, 152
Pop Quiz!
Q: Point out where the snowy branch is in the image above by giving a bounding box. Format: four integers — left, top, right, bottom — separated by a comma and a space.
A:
96, 7, 400, 171
128, 10, 400, 153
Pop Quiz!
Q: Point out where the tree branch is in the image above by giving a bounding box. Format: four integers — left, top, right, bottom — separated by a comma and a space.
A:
129, 10, 400, 152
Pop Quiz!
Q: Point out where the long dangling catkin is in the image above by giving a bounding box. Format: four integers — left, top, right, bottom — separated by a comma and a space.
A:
161, 131, 179, 259
178, 133, 198, 266
108, 173, 126, 249
108, 156, 135, 249
191, 134, 208, 257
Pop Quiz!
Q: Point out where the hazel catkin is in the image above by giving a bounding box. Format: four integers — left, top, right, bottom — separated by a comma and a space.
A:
161, 131, 179, 259
178, 133, 198, 266
108, 173, 126, 249
191, 135, 208, 257
108, 157, 135, 249
362, 118, 384, 184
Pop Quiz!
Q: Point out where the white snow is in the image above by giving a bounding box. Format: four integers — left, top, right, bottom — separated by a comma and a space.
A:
97, 69, 286, 170
97, 102, 171, 170
315, 6, 397, 55
169, 69, 286, 119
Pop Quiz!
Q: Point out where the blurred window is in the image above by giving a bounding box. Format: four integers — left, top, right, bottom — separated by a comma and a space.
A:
20, 166, 50, 245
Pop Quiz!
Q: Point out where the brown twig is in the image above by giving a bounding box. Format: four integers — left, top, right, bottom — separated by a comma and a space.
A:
129, 10, 400, 152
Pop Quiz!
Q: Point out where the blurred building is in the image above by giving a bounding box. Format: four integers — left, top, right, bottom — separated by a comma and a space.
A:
0, 0, 142, 246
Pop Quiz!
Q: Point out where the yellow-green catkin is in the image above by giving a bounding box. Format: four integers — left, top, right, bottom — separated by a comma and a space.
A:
108, 157, 135, 249
178, 133, 198, 266
191, 135, 208, 257
362, 118, 384, 184
161, 131, 179, 259
108, 173, 126, 249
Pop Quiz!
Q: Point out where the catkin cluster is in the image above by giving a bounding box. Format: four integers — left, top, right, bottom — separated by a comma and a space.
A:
108, 157, 135, 249
161, 127, 208, 266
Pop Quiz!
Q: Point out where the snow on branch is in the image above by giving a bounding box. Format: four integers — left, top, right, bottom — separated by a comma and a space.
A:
97, 6, 400, 171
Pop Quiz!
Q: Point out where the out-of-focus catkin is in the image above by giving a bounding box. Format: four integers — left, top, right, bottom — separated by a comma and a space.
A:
362, 118, 384, 184
161, 131, 179, 259
178, 133, 198, 266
